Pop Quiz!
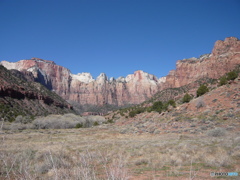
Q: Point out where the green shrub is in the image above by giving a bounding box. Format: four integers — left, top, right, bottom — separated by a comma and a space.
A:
75, 123, 83, 128
167, 99, 176, 108
107, 119, 114, 123
93, 121, 99, 126
129, 110, 137, 118
162, 103, 169, 111
182, 93, 192, 103
197, 84, 209, 97
151, 101, 163, 113
128, 107, 145, 117
146, 107, 152, 112
219, 76, 227, 86
226, 71, 238, 80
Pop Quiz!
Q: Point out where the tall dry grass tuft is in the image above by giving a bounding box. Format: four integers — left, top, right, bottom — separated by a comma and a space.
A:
100, 152, 128, 180
0, 146, 129, 180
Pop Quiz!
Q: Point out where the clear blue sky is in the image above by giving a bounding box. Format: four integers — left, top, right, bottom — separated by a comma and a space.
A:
0, 0, 239, 79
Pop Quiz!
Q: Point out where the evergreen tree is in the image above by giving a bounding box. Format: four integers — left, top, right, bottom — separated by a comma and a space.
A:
197, 84, 209, 97
182, 93, 192, 103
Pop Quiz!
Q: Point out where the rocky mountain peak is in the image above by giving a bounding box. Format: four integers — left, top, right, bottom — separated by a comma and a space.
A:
116, 76, 126, 83
71, 72, 94, 83
96, 73, 108, 83
1, 37, 239, 109
109, 77, 115, 83
30, 57, 56, 64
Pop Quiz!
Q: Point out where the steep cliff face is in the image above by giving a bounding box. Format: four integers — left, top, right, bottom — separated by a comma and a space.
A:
161, 37, 240, 89
58, 69, 160, 106
1, 37, 240, 108
1, 58, 72, 99
0, 65, 74, 121
1, 58, 160, 106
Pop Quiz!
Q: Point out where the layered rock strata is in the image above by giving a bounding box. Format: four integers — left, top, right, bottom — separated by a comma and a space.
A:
160, 37, 240, 89
1, 37, 240, 107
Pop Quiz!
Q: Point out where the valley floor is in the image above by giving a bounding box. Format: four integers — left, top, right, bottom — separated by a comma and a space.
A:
1, 122, 240, 180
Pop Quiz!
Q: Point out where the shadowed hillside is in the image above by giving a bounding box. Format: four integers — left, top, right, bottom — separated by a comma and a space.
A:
0, 65, 75, 122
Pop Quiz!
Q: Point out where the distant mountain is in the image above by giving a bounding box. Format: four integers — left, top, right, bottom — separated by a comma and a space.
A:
160, 37, 240, 90
0, 65, 74, 122
1, 58, 162, 109
1, 37, 240, 113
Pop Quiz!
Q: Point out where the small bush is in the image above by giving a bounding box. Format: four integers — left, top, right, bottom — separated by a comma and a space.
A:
151, 101, 163, 113
146, 107, 152, 112
182, 93, 192, 103
167, 99, 176, 108
219, 76, 227, 86
197, 84, 209, 97
93, 121, 99, 126
75, 123, 83, 128
226, 71, 238, 80
129, 110, 137, 118
129, 107, 145, 117
107, 119, 114, 123
32, 114, 107, 129
207, 128, 226, 137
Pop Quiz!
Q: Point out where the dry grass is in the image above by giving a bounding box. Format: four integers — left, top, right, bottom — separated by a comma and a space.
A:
0, 126, 239, 180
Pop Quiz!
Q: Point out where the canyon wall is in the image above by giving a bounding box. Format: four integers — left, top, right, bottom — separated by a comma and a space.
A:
161, 37, 240, 89
1, 37, 240, 107
1, 58, 161, 106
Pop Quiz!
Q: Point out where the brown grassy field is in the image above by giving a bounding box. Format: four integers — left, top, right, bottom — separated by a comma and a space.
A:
1, 123, 240, 180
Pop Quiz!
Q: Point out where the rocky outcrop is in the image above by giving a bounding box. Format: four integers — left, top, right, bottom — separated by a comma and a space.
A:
1, 37, 240, 108
1, 58, 161, 106
69, 70, 160, 106
0, 65, 74, 121
160, 37, 240, 89
1, 58, 72, 99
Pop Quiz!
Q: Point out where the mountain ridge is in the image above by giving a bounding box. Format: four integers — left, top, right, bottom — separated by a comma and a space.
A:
0, 65, 75, 122
1, 37, 240, 110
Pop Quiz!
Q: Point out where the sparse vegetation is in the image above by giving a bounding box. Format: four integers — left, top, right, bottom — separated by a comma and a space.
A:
1, 114, 106, 130
197, 84, 209, 97
226, 71, 238, 81
0, 127, 239, 179
75, 123, 83, 128
207, 127, 226, 137
219, 70, 238, 86
0, 65, 75, 122
219, 76, 228, 86
151, 101, 164, 113
129, 107, 145, 117
182, 93, 192, 103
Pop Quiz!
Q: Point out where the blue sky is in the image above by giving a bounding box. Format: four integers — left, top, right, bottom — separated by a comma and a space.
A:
0, 0, 239, 79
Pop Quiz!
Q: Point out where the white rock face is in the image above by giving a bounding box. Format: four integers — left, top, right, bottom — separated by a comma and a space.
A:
109, 77, 115, 83
125, 70, 158, 85
125, 74, 133, 82
158, 77, 166, 83
71, 73, 94, 83
96, 73, 107, 81
1, 61, 18, 70
116, 76, 126, 83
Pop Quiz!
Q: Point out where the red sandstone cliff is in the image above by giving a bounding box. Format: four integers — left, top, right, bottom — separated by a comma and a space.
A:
1, 37, 240, 107
1, 58, 160, 106
0, 65, 74, 121
160, 37, 240, 89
